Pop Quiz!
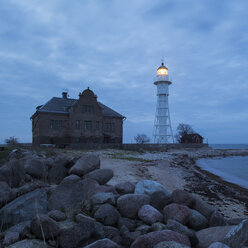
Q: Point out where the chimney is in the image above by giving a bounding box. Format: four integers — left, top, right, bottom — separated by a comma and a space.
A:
62, 92, 68, 99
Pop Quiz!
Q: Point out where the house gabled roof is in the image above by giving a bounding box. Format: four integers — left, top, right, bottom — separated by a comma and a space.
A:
182, 133, 203, 139
36, 97, 125, 118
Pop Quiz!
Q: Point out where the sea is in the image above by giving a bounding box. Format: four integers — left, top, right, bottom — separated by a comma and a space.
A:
196, 144, 248, 189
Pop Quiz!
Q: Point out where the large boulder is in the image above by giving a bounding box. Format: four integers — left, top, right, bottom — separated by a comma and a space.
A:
138, 204, 163, 225
69, 155, 100, 176
188, 209, 209, 230
5, 239, 49, 248
223, 219, 248, 247
103, 226, 122, 244
91, 192, 115, 206
0, 181, 11, 207
172, 189, 195, 208
117, 194, 150, 219
58, 220, 95, 248
83, 238, 121, 248
135, 180, 171, 210
24, 158, 48, 180
48, 210, 67, 221
193, 196, 216, 219
163, 203, 190, 225
3, 232, 20, 246
0, 159, 25, 187
209, 210, 226, 227
48, 156, 70, 184
48, 178, 99, 211
84, 169, 113, 185
155, 241, 190, 248
94, 203, 120, 226
130, 230, 191, 248
0, 189, 47, 230
196, 226, 234, 248
166, 219, 199, 246
115, 182, 135, 194
31, 214, 60, 239
118, 217, 137, 231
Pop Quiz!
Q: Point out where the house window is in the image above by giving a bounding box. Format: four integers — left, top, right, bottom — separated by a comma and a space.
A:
50, 120, 63, 130
82, 105, 93, 113
96, 121, 100, 130
84, 121, 92, 131
75, 120, 80, 129
104, 123, 115, 132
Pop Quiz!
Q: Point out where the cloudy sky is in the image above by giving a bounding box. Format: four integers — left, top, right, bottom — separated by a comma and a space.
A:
0, 0, 248, 144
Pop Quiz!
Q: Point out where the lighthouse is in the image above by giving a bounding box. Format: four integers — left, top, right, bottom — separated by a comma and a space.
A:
153, 62, 174, 144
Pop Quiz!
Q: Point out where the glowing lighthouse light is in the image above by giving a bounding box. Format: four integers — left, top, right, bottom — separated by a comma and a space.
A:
153, 61, 174, 144
157, 62, 168, 76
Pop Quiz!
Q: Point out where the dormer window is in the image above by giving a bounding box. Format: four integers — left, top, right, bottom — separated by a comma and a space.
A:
82, 105, 93, 113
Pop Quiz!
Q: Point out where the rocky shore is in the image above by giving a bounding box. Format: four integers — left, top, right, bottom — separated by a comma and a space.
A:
0, 148, 247, 248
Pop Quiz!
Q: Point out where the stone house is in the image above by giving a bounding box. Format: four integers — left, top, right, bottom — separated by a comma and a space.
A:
31, 88, 125, 146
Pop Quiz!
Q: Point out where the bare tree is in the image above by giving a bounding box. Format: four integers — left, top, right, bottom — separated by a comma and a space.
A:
134, 134, 150, 144
175, 123, 194, 143
5, 136, 19, 147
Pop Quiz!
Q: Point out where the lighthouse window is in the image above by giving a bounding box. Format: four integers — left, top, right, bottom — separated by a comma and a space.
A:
84, 121, 92, 131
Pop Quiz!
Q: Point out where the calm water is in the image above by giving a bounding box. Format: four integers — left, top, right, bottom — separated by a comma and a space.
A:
196, 156, 248, 189
209, 144, 248, 149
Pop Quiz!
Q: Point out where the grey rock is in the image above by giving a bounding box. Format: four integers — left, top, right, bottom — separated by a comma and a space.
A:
5, 239, 49, 248
58, 220, 94, 248
48, 178, 99, 211
118, 217, 136, 231
122, 231, 141, 247
193, 196, 216, 219
0, 159, 25, 187
48, 157, 69, 184
75, 213, 95, 223
83, 238, 121, 248
172, 189, 195, 208
188, 209, 209, 230
163, 203, 190, 225
208, 242, 230, 248
135, 224, 151, 234
0, 181, 11, 207
117, 193, 150, 219
69, 155, 100, 176
31, 214, 60, 239
135, 180, 171, 210
91, 192, 115, 206
223, 219, 248, 248
151, 222, 167, 231
196, 226, 234, 248
60, 174, 81, 184
24, 158, 48, 180
103, 226, 120, 239
209, 210, 226, 227
130, 230, 191, 248
48, 210, 66, 221
94, 203, 120, 226
155, 241, 190, 248
92, 221, 105, 239
138, 204, 163, 224
227, 218, 246, 225
0, 189, 47, 230
5, 221, 31, 238
166, 219, 199, 246
3, 232, 19, 246
84, 169, 113, 185
115, 181, 135, 194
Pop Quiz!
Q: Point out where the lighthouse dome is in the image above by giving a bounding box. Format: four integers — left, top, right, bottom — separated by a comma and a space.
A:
157, 62, 168, 76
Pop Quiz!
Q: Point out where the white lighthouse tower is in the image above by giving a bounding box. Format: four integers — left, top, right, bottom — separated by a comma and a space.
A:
153, 62, 174, 144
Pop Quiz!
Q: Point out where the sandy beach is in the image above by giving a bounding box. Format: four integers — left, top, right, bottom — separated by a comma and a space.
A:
82, 147, 248, 220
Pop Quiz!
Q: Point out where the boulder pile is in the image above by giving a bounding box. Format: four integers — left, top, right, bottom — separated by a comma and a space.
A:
0, 149, 247, 248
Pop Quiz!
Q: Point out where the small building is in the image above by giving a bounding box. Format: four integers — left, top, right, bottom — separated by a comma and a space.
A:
180, 133, 203, 144
31, 88, 125, 146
